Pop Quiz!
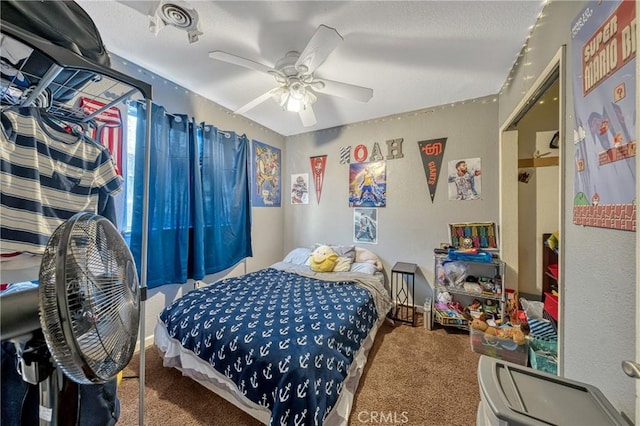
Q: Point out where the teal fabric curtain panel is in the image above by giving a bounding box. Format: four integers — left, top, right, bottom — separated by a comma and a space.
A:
129, 103, 252, 288
196, 124, 252, 276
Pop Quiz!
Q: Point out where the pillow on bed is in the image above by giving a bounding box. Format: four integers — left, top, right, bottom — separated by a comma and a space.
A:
283, 247, 312, 265
332, 256, 353, 272
313, 243, 356, 262
350, 262, 378, 275
355, 247, 383, 271
309, 245, 339, 272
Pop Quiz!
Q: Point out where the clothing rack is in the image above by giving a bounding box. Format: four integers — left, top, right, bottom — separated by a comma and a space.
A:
1, 18, 153, 426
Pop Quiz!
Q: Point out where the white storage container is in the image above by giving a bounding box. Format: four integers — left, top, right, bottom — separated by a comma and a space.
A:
477, 356, 628, 425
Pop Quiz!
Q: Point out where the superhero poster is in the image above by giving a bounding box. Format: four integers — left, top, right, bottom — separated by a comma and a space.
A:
251, 140, 281, 207
571, 0, 636, 230
348, 161, 386, 207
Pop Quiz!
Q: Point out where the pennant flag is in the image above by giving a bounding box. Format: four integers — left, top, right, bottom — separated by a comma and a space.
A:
79, 97, 123, 176
310, 155, 327, 204
417, 137, 447, 203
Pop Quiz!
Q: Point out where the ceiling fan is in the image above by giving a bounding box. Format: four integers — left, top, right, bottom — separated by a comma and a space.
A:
209, 24, 373, 127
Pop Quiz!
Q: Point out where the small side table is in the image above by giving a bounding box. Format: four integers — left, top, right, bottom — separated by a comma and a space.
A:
390, 262, 417, 326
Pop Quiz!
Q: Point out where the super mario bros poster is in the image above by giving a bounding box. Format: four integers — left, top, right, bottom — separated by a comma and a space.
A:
571, 0, 636, 231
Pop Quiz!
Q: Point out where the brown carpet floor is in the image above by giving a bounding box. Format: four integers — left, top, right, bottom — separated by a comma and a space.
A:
117, 321, 481, 426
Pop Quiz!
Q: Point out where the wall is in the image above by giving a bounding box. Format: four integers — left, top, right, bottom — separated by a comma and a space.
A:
499, 0, 636, 418
284, 96, 499, 306
109, 55, 286, 346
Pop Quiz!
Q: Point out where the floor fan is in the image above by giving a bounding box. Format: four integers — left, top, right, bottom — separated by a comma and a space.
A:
24, 211, 140, 425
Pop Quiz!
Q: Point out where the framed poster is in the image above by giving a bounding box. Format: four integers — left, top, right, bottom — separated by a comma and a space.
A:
348, 161, 386, 207
290, 173, 309, 204
354, 208, 378, 244
251, 140, 281, 207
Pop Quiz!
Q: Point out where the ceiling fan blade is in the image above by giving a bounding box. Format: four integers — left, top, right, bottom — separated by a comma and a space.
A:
295, 24, 343, 74
313, 78, 373, 103
234, 87, 282, 114
299, 104, 317, 127
209, 50, 278, 76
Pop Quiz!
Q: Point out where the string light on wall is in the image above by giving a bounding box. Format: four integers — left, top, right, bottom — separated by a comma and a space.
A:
499, 0, 551, 96
287, 94, 498, 141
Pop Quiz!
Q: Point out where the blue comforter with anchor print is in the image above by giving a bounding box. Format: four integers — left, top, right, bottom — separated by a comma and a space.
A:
158, 267, 383, 425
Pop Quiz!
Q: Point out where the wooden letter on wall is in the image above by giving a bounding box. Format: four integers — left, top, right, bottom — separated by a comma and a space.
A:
354, 144, 368, 162
385, 138, 404, 159
369, 142, 384, 161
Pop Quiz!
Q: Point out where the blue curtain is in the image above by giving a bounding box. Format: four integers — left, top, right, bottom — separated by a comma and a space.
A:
129, 103, 191, 287
194, 123, 252, 277
129, 103, 252, 288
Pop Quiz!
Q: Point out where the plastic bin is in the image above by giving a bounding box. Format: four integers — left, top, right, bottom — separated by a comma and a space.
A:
469, 327, 528, 366
477, 356, 628, 425
529, 337, 558, 375
543, 292, 558, 321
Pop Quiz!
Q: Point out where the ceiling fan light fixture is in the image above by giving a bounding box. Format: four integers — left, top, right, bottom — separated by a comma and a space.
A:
286, 96, 302, 112
282, 82, 317, 113
208, 24, 372, 125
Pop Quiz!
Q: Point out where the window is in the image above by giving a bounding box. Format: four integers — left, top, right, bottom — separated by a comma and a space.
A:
123, 103, 137, 234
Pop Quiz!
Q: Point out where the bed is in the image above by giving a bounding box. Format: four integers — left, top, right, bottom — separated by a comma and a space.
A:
154, 246, 392, 425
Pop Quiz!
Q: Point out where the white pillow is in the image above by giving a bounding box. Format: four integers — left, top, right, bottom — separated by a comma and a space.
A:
283, 247, 312, 265
355, 247, 383, 271
313, 243, 356, 261
350, 262, 378, 275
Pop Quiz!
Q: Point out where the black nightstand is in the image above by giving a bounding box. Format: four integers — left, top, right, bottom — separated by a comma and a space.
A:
390, 262, 417, 326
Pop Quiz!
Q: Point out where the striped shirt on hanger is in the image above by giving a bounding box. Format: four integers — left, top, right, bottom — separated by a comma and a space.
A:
0, 107, 122, 255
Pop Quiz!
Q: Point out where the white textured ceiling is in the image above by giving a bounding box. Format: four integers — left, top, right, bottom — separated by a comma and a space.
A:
77, 0, 547, 136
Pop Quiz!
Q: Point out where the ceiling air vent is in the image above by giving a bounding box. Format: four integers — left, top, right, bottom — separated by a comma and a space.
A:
150, 1, 203, 44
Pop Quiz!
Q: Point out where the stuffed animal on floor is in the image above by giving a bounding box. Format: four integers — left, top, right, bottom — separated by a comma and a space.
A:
309, 245, 339, 272
469, 313, 530, 345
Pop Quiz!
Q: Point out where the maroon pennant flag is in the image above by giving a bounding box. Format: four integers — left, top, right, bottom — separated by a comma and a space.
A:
310, 155, 327, 203
417, 138, 447, 203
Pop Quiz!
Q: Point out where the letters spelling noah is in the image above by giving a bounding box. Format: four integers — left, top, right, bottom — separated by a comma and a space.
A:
350, 138, 405, 163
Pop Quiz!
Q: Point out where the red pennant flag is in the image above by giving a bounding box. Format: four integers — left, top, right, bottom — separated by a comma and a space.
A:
310, 155, 327, 204
417, 138, 447, 203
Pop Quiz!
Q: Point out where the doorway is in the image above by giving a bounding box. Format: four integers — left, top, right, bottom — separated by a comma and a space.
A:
499, 47, 565, 374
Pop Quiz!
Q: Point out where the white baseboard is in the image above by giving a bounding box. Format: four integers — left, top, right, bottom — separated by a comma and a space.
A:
134, 334, 155, 354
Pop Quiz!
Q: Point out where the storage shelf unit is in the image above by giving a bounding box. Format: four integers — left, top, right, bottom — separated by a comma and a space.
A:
432, 250, 505, 330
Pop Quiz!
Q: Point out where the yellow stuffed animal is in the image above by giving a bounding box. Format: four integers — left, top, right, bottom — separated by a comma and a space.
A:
309, 245, 339, 272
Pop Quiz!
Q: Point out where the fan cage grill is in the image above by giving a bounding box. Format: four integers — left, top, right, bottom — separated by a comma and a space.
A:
39, 213, 139, 384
